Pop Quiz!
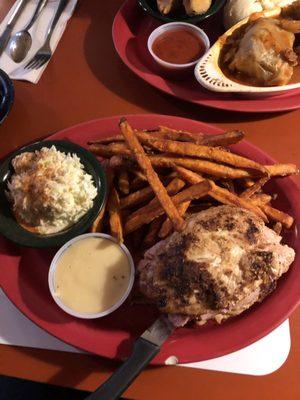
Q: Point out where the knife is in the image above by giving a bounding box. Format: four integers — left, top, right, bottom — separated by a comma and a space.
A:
0, 0, 29, 57
85, 316, 175, 400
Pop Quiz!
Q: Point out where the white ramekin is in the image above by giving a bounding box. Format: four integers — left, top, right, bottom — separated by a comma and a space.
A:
147, 22, 210, 73
48, 233, 135, 319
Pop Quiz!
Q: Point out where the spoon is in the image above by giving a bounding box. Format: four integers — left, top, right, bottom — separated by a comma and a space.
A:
9, 0, 48, 63
0, 0, 29, 57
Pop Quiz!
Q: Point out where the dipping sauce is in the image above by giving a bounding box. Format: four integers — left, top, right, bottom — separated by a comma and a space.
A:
152, 28, 206, 65
54, 237, 132, 314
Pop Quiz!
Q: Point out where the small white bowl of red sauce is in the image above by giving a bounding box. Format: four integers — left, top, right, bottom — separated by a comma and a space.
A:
148, 22, 210, 77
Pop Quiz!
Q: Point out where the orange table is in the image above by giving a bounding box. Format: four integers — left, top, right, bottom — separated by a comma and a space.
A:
1, 1, 300, 399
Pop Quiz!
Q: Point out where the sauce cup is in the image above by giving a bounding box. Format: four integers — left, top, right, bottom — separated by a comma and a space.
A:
147, 22, 210, 78
48, 233, 135, 319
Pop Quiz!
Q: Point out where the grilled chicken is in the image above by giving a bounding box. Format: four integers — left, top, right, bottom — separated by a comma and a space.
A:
157, 0, 181, 14
183, 0, 212, 15
138, 206, 295, 325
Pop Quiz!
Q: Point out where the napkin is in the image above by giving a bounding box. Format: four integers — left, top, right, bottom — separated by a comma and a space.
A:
0, 0, 77, 83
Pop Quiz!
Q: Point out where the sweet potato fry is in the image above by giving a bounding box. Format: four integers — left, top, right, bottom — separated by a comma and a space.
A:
174, 166, 267, 220
90, 146, 282, 180
89, 128, 202, 145
108, 186, 123, 243
166, 177, 186, 192
265, 164, 299, 177
129, 178, 185, 219
131, 169, 147, 182
89, 142, 131, 158
90, 163, 114, 233
240, 178, 255, 188
159, 201, 191, 239
109, 157, 147, 189
136, 131, 266, 173
261, 204, 294, 229
120, 186, 154, 209
109, 155, 134, 169
125, 180, 212, 234
146, 128, 244, 147
147, 177, 185, 206
119, 118, 184, 232
90, 206, 106, 233
118, 170, 129, 195
209, 182, 268, 221
201, 130, 244, 147
157, 126, 204, 143
143, 217, 164, 248
240, 176, 270, 198
121, 177, 185, 211
87, 134, 124, 144
251, 194, 272, 206
174, 165, 205, 184
87, 128, 175, 145
150, 155, 253, 179
87, 127, 186, 145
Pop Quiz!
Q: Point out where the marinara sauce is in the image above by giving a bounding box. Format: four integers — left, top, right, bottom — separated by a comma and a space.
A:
152, 27, 206, 64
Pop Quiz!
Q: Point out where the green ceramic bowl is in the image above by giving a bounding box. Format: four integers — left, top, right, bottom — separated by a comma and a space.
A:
0, 140, 107, 248
138, 0, 226, 24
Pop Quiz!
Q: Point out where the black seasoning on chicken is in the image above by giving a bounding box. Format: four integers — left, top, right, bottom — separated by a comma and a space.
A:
138, 206, 295, 325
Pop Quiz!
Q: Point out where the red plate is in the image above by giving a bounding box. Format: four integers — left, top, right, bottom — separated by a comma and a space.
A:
1, 114, 300, 364
112, 0, 300, 113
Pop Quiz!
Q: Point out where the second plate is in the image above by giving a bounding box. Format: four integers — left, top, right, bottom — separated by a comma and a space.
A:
113, 0, 300, 113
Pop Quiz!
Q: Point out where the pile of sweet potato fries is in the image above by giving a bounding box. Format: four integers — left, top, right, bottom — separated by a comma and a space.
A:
88, 118, 298, 248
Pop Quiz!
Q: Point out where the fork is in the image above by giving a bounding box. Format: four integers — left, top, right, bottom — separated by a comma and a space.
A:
25, 0, 68, 70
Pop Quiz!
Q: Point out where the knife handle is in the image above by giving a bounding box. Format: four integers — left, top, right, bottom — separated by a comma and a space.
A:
25, 0, 48, 31
85, 338, 160, 400
7, 0, 28, 27
45, 0, 68, 43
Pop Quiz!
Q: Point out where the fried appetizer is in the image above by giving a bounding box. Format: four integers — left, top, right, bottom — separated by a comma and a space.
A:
183, 0, 212, 15
157, 0, 181, 14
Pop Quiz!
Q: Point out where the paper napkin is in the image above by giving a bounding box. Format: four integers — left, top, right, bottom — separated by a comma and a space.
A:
0, 0, 77, 83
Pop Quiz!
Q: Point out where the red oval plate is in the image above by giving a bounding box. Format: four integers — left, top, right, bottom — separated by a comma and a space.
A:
1, 114, 300, 364
112, 0, 300, 113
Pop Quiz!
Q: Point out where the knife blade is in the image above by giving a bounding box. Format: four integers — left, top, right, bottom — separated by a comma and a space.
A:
0, 0, 29, 57
141, 314, 175, 346
85, 316, 176, 400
